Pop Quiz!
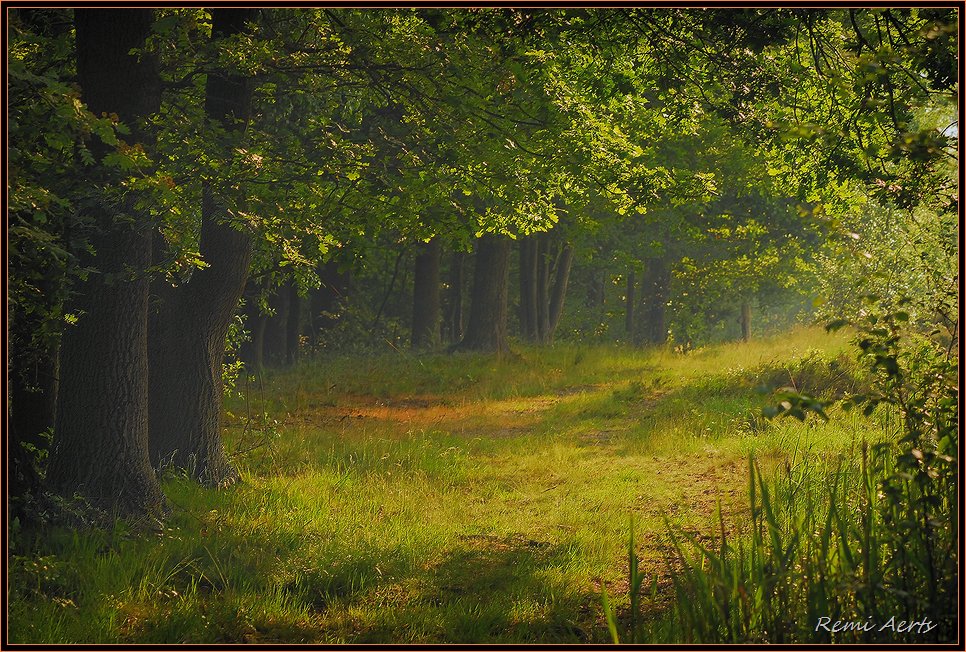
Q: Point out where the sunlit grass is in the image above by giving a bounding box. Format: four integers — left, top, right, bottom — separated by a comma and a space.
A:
10, 325, 884, 643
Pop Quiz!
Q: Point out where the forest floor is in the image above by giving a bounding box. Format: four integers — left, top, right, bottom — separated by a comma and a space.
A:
10, 325, 875, 644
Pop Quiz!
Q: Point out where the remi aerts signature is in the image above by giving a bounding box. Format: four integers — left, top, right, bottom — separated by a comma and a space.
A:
815, 616, 938, 635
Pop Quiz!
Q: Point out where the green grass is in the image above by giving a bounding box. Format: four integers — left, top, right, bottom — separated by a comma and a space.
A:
10, 325, 892, 644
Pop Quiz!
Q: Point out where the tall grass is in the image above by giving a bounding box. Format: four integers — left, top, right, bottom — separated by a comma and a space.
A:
638, 307, 959, 644
661, 440, 956, 643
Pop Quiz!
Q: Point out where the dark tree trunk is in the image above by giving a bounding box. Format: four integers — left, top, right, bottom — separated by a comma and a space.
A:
640, 257, 671, 346
518, 237, 538, 341
147, 8, 258, 486
46, 9, 165, 515
535, 234, 551, 340
443, 251, 465, 344
284, 280, 301, 365
740, 301, 752, 342
518, 233, 572, 344
625, 269, 636, 338
546, 244, 574, 342
456, 235, 510, 354
411, 237, 441, 348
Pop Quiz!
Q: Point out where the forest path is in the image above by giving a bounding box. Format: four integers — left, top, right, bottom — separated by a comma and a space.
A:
216, 329, 849, 642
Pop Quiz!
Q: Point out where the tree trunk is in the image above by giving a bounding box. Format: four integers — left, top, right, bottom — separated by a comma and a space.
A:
456, 235, 510, 354
546, 243, 574, 342
535, 233, 551, 341
640, 257, 671, 346
443, 250, 465, 344
625, 269, 636, 338
518, 237, 538, 341
519, 233, 573, 344
284, 280, 301, 365
411, 237, 441, 348
46, 9, 165, 515
147, 8, 258, 486
740, 301, 752, 342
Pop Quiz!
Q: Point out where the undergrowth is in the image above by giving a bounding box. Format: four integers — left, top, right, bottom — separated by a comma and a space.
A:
606, 304, 958, 644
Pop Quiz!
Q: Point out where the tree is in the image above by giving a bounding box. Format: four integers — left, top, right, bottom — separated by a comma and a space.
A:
518, 230, 574, 344
456, 234, 511, 354
45, 9, 166, 515
411, 237, 442, 348
148, 8, 260, 486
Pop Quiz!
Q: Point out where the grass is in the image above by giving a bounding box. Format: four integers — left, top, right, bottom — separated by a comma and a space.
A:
10, 325, 894, 644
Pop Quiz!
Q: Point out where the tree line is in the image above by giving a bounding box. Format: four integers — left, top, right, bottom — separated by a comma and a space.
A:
8, 8, 957, 517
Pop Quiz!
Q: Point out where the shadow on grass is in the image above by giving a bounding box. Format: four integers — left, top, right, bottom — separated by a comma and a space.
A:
306, 533, 603, 644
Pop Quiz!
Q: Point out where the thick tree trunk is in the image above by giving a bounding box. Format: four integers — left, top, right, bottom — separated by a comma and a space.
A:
46, 9, 165, 515
148, 194, 252, 485
456, 235, 510, 354
740, 301, 752, 342
443, 251, 465, 344
411, 238, 441, 348
147, 8, 258, 486
640, 257, 671, 346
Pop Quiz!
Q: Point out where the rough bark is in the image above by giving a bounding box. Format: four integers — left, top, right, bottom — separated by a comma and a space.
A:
46, 9, 165, 515
443, 250, 465, 344
147, 8, 258, 486
455, 235, 510, 353
411, 237, 441, 349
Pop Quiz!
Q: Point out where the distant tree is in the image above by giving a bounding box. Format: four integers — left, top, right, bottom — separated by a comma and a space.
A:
457, 234, 512, 354
411, 237, 442, 349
